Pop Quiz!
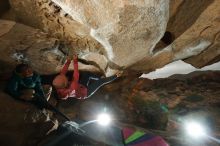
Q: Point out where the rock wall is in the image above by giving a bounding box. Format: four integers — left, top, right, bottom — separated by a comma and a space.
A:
0, 84, 57, 146
131, 0, 220, 72
0, 19, 100, 75
9, 0, 169, 76
3, 0, 220, 75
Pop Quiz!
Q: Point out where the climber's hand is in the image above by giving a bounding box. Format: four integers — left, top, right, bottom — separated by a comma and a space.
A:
116, 71, 123, 77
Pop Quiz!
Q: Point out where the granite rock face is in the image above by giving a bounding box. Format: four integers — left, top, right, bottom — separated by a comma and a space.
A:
0, 19, 100, 75
8, 0, 169, 76
1, 0, 219, 76
131, 0, 220, 72
1, 1, 220, 146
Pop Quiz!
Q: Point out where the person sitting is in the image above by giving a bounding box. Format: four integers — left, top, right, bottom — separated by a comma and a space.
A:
52, 55, 122, 100
5, 63, 52, 102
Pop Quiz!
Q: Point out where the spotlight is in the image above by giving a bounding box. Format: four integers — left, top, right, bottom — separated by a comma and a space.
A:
97, 113, 111, 126
185, 121, 206, 139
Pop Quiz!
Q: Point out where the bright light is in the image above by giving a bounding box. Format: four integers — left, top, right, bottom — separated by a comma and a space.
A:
97, 113, 111, 126
185, 121, 206, 139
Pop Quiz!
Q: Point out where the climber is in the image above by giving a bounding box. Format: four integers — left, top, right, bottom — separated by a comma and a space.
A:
5, 63, 70, 120
52, 54, 122, 100
5, 63, 52, 101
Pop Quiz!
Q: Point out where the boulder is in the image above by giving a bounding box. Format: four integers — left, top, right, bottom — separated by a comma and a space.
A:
9, 0, 169, 76
0, 86, 57, 146
0, 19, 100, 75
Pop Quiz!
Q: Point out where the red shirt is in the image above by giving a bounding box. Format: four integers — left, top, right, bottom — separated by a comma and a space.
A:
56, 57, 88, 100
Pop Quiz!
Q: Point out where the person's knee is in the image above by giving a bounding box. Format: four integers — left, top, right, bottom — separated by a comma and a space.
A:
22, 89, 35, 95
21, 89, 35, 101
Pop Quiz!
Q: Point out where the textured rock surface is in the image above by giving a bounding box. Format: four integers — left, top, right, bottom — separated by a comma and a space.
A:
0, 19, 58, 74
5, 0, 220, 75
0, 19, 100, 75
171, 0, 220, 68
9, 0, 169, 76
131, 0, 220, 72
0, 81, 57, 146
1, 1, 220, 145
1, 0, 218, 76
